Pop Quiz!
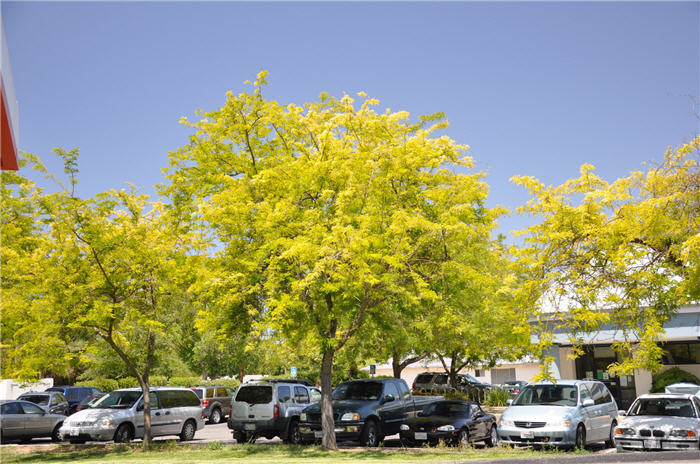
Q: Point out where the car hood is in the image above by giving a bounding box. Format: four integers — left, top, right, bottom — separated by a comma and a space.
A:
619, 415, 700, 431
501, 405, 576, 422
64, 407, 133, 426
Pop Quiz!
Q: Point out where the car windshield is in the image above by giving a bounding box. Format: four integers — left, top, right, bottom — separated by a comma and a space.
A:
19, 395, 49, 405
463, 374, 480, 384
333, 382, 383, 401
91, 391, 142, 409
628, 398, 697, 418
422, 402, 470, 416
78, 394, 103, 406
512, 385, 578, 407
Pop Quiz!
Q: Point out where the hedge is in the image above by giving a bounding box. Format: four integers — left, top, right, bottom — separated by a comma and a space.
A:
75, 378, 118, 393
76, 377, 240, 392
651, 367, 700, 393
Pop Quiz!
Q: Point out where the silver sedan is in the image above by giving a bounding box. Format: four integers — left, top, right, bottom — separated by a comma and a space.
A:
615, 393, 700, 451
0, 400, 66, 443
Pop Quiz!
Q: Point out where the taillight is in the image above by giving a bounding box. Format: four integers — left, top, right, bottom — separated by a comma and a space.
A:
202, 400, 209, 407
201, 408, 205, 419
273, 404, 280, 418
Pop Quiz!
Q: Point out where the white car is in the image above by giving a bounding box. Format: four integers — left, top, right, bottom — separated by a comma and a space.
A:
615, 393, 700, 451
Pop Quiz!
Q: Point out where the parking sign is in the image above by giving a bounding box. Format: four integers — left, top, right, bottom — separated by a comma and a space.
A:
290, 366, 297, 378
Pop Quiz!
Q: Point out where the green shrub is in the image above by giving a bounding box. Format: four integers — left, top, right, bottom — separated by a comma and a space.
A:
76, 378, 118, 392
651, 367, 700, 393
117, 377, 139, 389
442, 390, 470, 401
203, 378, 240, 390
150, 375, 168, 386
485, 388, 512, 406
167, 376, 201, 387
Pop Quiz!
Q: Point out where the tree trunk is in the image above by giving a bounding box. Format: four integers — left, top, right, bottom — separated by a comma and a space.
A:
138, 377, 153, 449
320, 348, 337, 451
392, 350, 402, 379
239, 364, 245, 383
201, 361, 207, 380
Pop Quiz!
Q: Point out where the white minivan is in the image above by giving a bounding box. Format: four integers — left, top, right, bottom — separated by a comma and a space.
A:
59, 387, 205, 443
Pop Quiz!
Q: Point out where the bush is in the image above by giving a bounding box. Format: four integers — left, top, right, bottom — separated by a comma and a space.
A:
167, 376, 202, 387
117, 377, 139, 389
203, 378, 240, 390
442, 390, 470, 401
651, 367, 700, 393
485, 388, 512, 406
149, 375, 168, 386
76, 378, 118, 393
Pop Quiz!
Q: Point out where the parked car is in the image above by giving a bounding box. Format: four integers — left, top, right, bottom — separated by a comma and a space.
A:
74, 393, 105, 413
47, 386, 103, 415
228, 379, 321, 444
498, 380, 618, 449
664, 383, 700, 397
615, 393, 700, 452
501, 380, 528, 396
0, 400, 66, 443
59, 387, 205, 443
16, 391, 69, 416
299, 378, 443, 447
190, 385, 233, 424
399, 400, 498, 447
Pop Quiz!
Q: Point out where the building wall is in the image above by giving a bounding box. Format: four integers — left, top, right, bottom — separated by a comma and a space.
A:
0, 378, 53, 400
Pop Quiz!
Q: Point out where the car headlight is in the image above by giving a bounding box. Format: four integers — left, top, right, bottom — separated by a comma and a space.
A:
669, 429, 697, 437
300, 413, 307, 422
340, 412, 360, 422
400, 424, 410, 431
500, 419, 514, 427
437, 425, 455, 432
548, 419, 573, 427
615, 427, 635, 436
100, 419, 115, 428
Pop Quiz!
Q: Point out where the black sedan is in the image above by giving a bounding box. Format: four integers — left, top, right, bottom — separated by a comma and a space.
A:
399, 400, 498, 447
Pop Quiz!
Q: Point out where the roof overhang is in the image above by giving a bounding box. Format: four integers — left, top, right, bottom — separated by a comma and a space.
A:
1, 12, 19, 171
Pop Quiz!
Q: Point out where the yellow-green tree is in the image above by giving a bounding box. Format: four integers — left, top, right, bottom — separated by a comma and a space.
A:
163, 72, 506, 449
513, 136, 699, 376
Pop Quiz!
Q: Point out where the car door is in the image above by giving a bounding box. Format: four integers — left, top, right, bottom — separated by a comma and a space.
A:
578, 383, 597, 442
471, 404, 489, 439
1, 402, 25, 439
377, 382, 404, 435
19, 401, 53, 437
134, 392, 163, 438
588, 382, 610, 441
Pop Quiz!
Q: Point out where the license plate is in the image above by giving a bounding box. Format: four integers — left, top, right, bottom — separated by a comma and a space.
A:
244, 423, 256, 431
415, 432, 427, 440
520, 430, 534, 439
644, 439, 660, 449
70, 428, 79, 436
314, 431, 323, 438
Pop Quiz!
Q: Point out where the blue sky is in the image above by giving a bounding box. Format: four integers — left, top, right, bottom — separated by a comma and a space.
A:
3, 1, 698, 238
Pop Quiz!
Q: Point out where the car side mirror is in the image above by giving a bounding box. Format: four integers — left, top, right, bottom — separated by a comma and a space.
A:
137, 404, 144, 411
618, 410, 626, 416
382, 394, 395, 404
582, 399, 594, 407
474, 411, 484, 418
506, 399, 513, 406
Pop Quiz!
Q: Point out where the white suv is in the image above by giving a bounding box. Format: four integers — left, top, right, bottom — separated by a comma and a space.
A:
228, 379, 321, 444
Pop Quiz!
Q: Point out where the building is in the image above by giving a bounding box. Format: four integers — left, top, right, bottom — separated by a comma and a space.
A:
1, 11, 19, 171
366, 304, 699, 410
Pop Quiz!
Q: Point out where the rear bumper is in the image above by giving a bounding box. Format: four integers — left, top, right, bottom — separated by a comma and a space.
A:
228, 417, 289, 437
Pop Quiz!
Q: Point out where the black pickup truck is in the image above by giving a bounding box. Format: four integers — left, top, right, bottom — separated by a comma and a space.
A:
298, 378, 442, 446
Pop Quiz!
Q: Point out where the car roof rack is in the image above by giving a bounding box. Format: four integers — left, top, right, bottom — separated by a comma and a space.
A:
258, 379, 312, 386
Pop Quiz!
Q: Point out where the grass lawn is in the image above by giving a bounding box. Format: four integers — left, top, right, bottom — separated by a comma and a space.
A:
0, 442, 588, 464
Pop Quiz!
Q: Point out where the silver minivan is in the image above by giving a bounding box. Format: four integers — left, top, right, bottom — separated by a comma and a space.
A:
498, 380, 618, 448
228, 380, 321, 444
59, 387, 205, 443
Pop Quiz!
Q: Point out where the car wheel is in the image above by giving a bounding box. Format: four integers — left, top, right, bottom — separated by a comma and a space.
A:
113, 423, 133, 443
179, 420, 196, 441
485, 425, 498, 447
361, 420, 379, 447
51, 423, 62, 442
575, 424, 586, 450
456, 428, 469, 447
209, 408, 221, 424
605, 421, 617, 448
400, 437, 416, 447
285, 419, 302, 445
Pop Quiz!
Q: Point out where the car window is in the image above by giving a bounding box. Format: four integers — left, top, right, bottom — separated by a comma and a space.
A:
277, 386, 292, 402
310, 388, 322, 403
236, 386, 273, 404
332, 382, 383, 401
191, 388, 203, 399
396, 381, 411, 400
628, 398, 697, 418
294, 386, 309, 403
93, 390, 142, 409
50, 396, 59, 406
216, 388, 228, 397
692, 397, 700, 415
205, 388, 215, 398
579, 384, 593, 403
385, 382, 400, 401
423, 401, 470, 416
1, 402, 22, 415
19, 394, 49, 406
414, 374, 434, 384
135, 392, 159, 409
601, 385, 613, 404
21, 402, 45, 415
434, 374, 448, 385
